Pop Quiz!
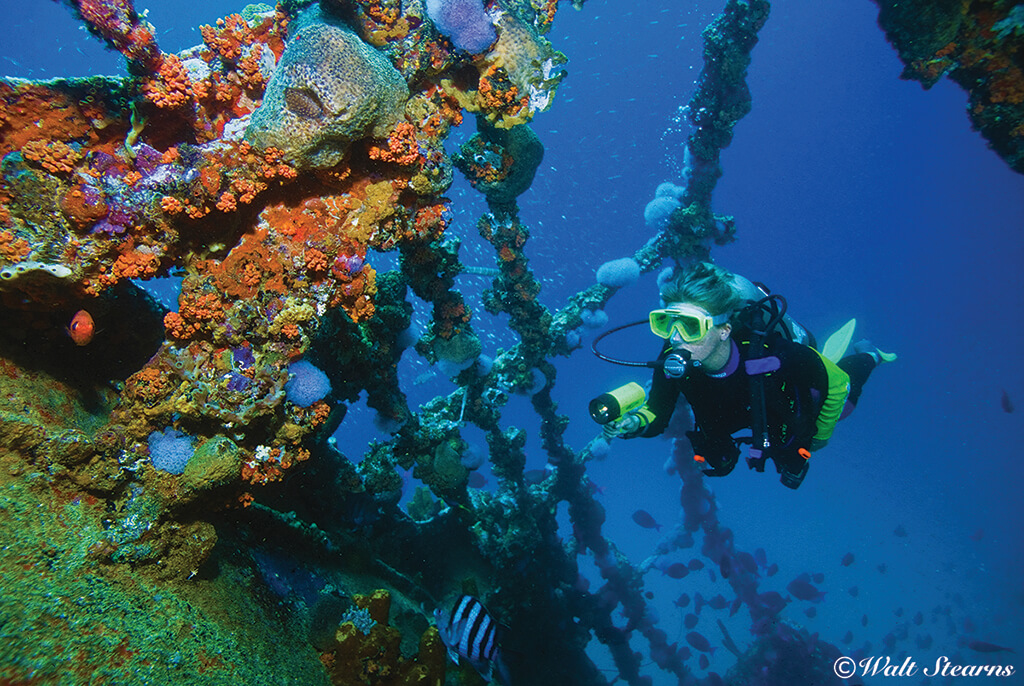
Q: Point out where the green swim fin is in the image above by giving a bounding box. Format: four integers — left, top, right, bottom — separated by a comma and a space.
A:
821, 318, 856, 363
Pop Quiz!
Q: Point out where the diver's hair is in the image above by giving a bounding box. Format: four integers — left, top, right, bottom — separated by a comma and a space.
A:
659, 262, 743, 318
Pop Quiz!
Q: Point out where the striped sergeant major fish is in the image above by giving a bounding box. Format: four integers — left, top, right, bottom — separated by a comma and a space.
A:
434, 595, 511, 684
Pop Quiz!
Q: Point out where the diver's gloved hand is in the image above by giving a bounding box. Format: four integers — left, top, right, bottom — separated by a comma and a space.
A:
686, 429, 739, 477
771, 444, 812, 489
808, 437, 828, 452
602, 413, 641, 439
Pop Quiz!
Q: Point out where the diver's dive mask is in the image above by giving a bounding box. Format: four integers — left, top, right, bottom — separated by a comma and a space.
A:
649, 304, 731, 343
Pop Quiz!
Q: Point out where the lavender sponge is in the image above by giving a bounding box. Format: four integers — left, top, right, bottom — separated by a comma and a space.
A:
148, 428, 195, 475
285, 360, 332, 407
426, 0, 497, 53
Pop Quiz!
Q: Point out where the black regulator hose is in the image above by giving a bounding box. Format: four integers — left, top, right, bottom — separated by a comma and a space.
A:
590, 320, 659, 368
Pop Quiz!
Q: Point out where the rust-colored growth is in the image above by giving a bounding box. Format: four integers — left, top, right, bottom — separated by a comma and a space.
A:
989, 67, 1024, 105
124, 367, 171, 404
229, 177, 267, 204
367, 122, 422, 166
303, 248, 329, 274
237, 51, 267, 91
296, 401, 331, 428
72, 0, 162, 72
320, 589, 447, 686
164, 311, 199, 340
435, 298, 471, 339
417, 86, 465, 139
411, 202, 449, 242
216, 192, 238, 213
366, 1, 400, 26
159, 147, 180, 164
160, 196, 184, 215
21, 139, 82, 174
0, 82, 112, 159
477, 66, 527, 118
263, 199, 337, 243
328, 265, 377, 323
209, 227, 287, 299
0, 229, 31, 262
200, 14, 251, 62
60, 185, 108, 227
164, 291, 225, 340
257, 147, 298, 180
240, 446, 308, 485
142, 54, 193, 108
111, 249, 160, 280
535, 0, 559, 32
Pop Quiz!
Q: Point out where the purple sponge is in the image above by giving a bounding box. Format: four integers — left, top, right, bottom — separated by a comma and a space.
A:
285, 360, 332, 407
148, 428, 195, 475
426, 0, 497, 53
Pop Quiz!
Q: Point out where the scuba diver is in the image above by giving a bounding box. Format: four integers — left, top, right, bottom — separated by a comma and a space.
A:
595, 262, 896, 488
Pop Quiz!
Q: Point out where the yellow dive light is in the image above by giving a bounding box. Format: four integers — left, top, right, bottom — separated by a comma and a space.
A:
589, 382, 646, 424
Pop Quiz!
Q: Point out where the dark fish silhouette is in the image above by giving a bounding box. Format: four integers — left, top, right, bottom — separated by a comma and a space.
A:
755, 591, 788, 616
786, 574, 826, 602
663, 562, 689, 579
631, 509, 661, 530
848, 585, 859, 597
684, 613, 699, 629
967, 640, 1015, 654
728, 597, 742, 617
706, 594, 728, 610
719, 555, 732, 579
685, 631, 716, 654
732, 551, 757, 575
1000, 388, 1014, 413
841, 552, 855, 566
893, 524, 908, 537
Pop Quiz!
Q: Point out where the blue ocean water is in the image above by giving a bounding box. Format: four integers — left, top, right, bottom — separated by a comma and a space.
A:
4, 0, 1022, 683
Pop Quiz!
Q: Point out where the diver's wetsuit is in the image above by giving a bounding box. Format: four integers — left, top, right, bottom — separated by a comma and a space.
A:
627, 324, 877, 472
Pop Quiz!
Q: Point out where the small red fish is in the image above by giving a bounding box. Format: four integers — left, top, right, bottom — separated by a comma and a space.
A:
66, 310, 95, 346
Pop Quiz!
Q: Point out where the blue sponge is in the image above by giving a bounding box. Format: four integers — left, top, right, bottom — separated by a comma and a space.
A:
425, 0, 496, 53
148, 428, 195, 475
285, 360, 332, 407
